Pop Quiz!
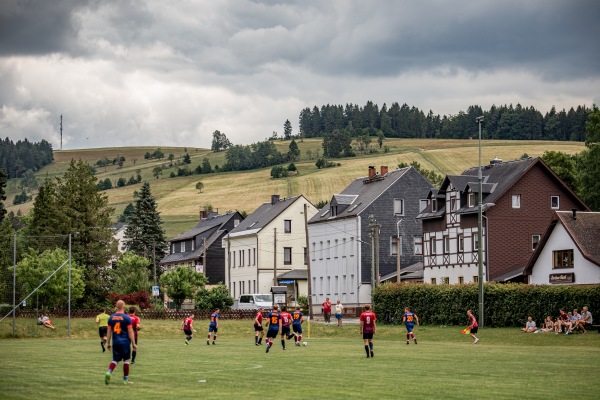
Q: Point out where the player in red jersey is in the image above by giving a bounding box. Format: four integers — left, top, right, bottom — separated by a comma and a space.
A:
322, 298, 332, 324
265, 305, 281, 353
128, 307, 141, 364
254, 307, 265, 345
467, 310, 479, 344
182, 314, 196, 345
359, 304, 376, 358
279, 306, 295, 350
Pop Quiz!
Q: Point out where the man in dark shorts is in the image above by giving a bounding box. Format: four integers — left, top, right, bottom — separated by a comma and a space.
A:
104, 300, 136, 385
207, 309, 220, 345
265, 305, 281, 353
254, 307, 265, 345
128, 307, 141, 364
292, 306, 305, 346
279, 306, 295, 350
359, 304, 376, 358
182, 314, 196, 345
467, 309, 479, 344
96, 308, 110, 352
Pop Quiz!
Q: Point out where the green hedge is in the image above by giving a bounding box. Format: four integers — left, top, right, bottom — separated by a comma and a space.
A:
373, 282, 600, 327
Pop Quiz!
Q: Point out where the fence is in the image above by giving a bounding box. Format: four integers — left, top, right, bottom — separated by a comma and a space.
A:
13, 309, 260, 320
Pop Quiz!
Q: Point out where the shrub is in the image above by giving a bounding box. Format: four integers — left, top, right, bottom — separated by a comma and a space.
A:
106, 291, 152, 310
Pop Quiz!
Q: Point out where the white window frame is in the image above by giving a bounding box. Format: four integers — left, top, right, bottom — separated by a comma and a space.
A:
419, 199, 428, 212
532, 234, 541, 251
430, 238, 437, 255
458, 235, 464, 252
394, 198, 405, 216
443, 236, 450, 254
390, 236, 402, 256
512, 194, 521, 209
283, 247, 292, 265
284, 219, 292, 233
551, 195, 560, 209
431, 198, 437, 212
414, 237, 423, 255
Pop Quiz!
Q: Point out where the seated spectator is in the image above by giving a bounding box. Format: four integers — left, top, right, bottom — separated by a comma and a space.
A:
564, 311, 580, 335
38, 314, 55, 330
575, 306, 593, 334
535, 316, 554, 333
521, 316, 537, 333
555, 309, 569, 334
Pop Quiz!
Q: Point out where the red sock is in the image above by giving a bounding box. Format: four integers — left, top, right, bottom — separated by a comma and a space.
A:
406, 333, 410, 340
213, 335, 217, 341
411, 333, 415, 339
207, 334, 211, 340
298, 334, 302, 342
107, 361, 117, 373
123, 362, 130, 378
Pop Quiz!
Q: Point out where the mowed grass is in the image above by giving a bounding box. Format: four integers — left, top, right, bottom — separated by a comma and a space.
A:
1, 318, 599, 399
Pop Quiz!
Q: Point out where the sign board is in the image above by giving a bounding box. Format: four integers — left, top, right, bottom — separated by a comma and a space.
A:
273, 294, 286, 304
152, 286, 160, 296
195, 264, 204, 274
549, 273, 575, 284
278, 280, 294, 285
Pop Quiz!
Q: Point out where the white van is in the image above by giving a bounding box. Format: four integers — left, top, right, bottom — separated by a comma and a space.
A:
234, 294, 273, 310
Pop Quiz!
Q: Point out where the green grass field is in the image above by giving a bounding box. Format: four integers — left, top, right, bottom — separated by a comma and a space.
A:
1, 318, 599, 399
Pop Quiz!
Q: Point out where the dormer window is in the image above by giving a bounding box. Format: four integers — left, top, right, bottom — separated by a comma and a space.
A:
431, 199, 437, 212
331, 206, 338, 217
468, 193, 475, 208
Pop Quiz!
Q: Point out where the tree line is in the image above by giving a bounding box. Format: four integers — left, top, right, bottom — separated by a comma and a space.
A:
298, 102, 592, 142
0, 137, 54, 179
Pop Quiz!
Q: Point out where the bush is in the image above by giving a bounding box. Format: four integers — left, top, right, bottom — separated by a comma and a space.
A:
107, 291, 152, 310
270, 165, 289, 178
373, 282, 600, 327
195, 283, 234, 311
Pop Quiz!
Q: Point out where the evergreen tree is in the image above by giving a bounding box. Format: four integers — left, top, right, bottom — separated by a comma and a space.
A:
0, 217, 14, 270
183, 153, 191, 164
124, 181, 168, 269
283, 119, 292, 140
0, 168, 7, 221
119, 203, 136, 223
201, 157, 212, 173
287, 139, 300, 161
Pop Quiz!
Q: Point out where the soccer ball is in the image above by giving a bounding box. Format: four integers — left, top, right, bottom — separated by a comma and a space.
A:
303, 342, 308, 346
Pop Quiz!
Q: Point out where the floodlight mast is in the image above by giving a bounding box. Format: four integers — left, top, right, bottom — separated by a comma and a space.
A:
476, 116, 484, 328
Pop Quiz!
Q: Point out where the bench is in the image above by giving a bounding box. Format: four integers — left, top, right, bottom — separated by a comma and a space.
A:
591, 324, 600, 333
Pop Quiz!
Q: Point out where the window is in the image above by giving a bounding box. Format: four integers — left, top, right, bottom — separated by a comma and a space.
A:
450, 198, 457, 212
468, 193, 475, 208
442, 277, 450, 284
458, 276, 464, 284
247, 249, 251, 266
232, 282, 236, 298
394, 199, 404, 216
431, 199, 437, 212
342, 238, 347, 257
420, 199, 429, 212
532, 235, 541, 250
430, 278, 437, 285
284, 247, 292, 265
430, 238, 437, 255
473, 235, 479, 251
553, 250, 574, 269
391, 236, 401, 256
253, 248, 256, 265
350, 237, 355, 256
334, 239, 338, 258
284, 219, 291, 233
512, 194, 521, 209
414, 237, 423, 255
551, 196, 560, 209
326, 240, 331, 259
239, 250, 243, 266
443, 236, 450, 254
331, 206, 338, 217
241, 281, 245, 294
458, 235, 464, 252
303, 247, 308, 265
234, 219, 240, 227
232, 251, 236, 267
311, 242, 316, 261
319, 241, 323, 259
473, 275, 479, 283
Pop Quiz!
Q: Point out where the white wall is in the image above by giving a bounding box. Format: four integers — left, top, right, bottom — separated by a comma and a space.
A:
529, 222, 600, 285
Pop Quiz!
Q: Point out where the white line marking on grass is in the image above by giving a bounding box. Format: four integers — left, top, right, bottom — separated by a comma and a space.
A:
143, 364, 263, 377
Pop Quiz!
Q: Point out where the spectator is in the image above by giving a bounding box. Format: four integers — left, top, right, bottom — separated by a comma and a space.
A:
38, 314, 55, 330
575, 306, 593, 334
535, 316, 554, 333
521, 316, 536, 333
565, 309, 581, 335
555, 309, 569, 334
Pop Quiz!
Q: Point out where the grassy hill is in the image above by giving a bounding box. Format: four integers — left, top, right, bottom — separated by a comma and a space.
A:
4, 138, 586, 238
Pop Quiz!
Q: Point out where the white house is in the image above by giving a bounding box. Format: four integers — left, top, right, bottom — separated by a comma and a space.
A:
222, 194, 318, 301
525, 211, 600, 285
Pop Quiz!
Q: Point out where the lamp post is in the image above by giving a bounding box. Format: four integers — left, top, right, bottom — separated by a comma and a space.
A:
476, 115, 484, 327
396, 219, 403, 283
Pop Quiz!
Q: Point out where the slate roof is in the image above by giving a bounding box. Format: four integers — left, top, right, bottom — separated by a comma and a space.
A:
380, 262, 424, 282
160, 228, 226, 264
229, 195, 308, 236
309, 167, 412, 224
170, 212, 239, 241
524, 211, 600, 275
277, 269, 308, 280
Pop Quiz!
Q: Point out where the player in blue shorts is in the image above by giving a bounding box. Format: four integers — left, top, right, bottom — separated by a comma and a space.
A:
292, 306, 305, 346
402, 307, 419, 345
265, 305, 281, 353
104, 300, 136, 385
207, 309, 219, 345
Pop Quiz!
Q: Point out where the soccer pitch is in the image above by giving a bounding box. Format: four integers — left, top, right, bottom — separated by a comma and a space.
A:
1, 319, 599, 399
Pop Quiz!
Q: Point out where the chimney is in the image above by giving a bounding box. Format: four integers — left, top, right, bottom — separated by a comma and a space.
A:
380, 165, 388, 176
271, 194, 280, 205
368, 166, 376, 179
490, 157, 502, 165
572, 209, 577, 220
199, 209, 207, 220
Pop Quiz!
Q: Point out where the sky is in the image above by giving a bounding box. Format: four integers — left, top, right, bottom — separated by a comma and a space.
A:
0, 0, 599, 150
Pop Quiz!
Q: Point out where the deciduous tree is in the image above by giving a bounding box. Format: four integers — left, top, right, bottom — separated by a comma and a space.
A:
160, 266, 207, 310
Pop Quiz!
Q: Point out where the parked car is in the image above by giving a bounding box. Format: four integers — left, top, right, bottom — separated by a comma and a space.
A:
234, 294, 273, 310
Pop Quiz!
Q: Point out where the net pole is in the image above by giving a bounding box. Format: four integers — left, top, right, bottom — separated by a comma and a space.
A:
68, 234, 71, 337
12, 233, 16, 335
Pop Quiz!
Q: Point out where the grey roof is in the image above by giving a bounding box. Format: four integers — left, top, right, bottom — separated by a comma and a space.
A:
229, 195, 310, 235
170, 212, 240, 241
493, 266, 526, 282
160, 228, 226, 264
277, 269, 308, 280
309, 167, 416, 224
332, 194, 358, 205
440, 175, 476, 192
380, 262, 424, 281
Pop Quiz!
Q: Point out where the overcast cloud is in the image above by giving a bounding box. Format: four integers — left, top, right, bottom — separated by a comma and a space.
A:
1, 0, 599, 149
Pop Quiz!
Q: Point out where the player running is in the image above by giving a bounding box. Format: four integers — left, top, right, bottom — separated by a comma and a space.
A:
292, 306, 305, 346
359, 304, 376, 358
182, 314, 196, 345
96, 307, 110, 352
265, 305, 281, 353
467, 310, 479, 344
254, 307, 265, 346
402, 307, 419, 345
207, 309, 220, 345
104, 300, 137, 385
128, 307, 141, 364
279, 306, 295, 350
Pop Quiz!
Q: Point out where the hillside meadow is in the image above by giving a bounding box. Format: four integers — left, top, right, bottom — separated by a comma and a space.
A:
5, 138, 586, 237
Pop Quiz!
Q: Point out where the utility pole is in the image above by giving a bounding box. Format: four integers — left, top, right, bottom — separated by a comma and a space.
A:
203, 236, 207, 278
370, 216, 375, 295
476, 115, 485, 328
153, 244, 157, 286
304, 203, 313, 333
60, 114, 63, 150
273, 228, 277, 286
374, 220, 380, 287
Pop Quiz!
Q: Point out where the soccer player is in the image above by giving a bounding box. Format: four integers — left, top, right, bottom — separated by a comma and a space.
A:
467, 310, 479, 344
359, 304, 376, 358
128, 306, 141, 364
402, 307, 419, 345
279, 306, 295, 350
265, 305, 281, 353
104, 300, 136, 385
96, 308, 110, 352
182, 314, 196, 345
322, 297, 332, 324
207, 309, 219, 345
292, 306, 305, 346
254, 307, 265, 345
